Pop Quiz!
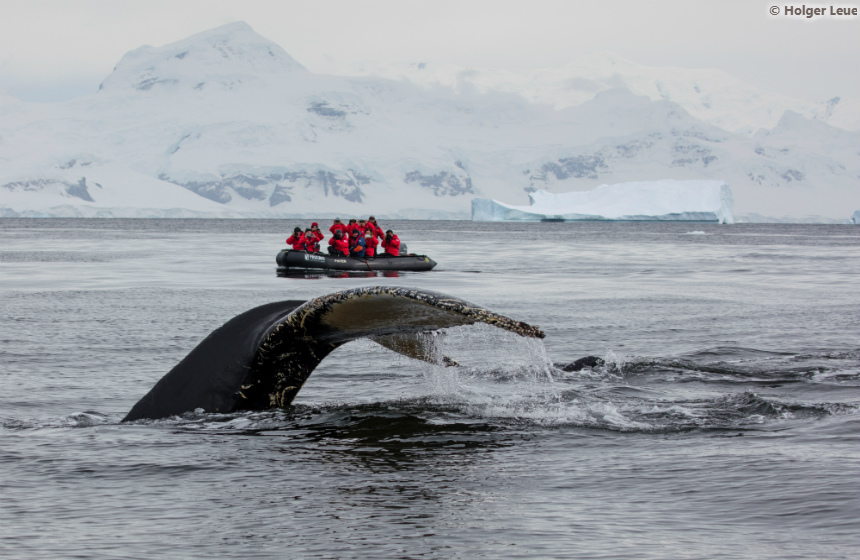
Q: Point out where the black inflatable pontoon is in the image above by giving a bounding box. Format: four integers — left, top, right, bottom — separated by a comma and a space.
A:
276, 249, 437, 272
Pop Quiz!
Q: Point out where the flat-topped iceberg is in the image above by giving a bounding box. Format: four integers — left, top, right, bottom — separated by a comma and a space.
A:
472, 180, 734, 224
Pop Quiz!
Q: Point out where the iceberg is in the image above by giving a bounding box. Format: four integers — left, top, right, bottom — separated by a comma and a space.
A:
472, 180, 734, 224
851, 210, 860, 224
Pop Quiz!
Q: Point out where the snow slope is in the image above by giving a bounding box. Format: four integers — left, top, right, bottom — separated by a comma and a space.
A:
1, 22, 857, 221
343, 52, 860, 134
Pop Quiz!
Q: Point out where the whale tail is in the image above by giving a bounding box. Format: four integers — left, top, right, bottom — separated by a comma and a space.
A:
123, 287, 544, 421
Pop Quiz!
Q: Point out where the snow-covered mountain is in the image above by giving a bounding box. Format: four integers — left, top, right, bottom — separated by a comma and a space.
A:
1, 22, 858, 221
343, 53, 860, 134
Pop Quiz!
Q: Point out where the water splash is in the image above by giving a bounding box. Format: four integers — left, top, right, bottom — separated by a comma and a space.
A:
401, 335, 860, 432
413, 325, 560, 413
5, 341, 856, 435
3, 411, 116, 430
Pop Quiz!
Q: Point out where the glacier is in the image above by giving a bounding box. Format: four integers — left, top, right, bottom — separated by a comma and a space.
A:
1, 22, 858, 222
472, 180, 734, 224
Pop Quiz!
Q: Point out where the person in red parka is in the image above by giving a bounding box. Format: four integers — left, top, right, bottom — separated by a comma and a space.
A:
327, 229, 349, 256
310, 222, 324, 246
301, 229, 320, 253
286, 227, 305, 250
329, 218, 348, 237
380, 230, 400, 256
363, 229, 378, 257
367, 216, 384, 239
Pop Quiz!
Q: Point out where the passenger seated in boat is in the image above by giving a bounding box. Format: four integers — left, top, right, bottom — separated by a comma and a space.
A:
363, 230, 378, 257
367, 216, 384, 239
310, 222, 324, 243
302, 229, 320, 253
327, 230, 349, 256
329, 219, 348, 236
286, 227, 305, 250
379, 230, 400, 256
347, 219, 359, 236
349, 228, 366, 258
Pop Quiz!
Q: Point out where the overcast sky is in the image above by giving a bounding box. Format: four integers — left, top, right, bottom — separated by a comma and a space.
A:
1, 0, 858, 103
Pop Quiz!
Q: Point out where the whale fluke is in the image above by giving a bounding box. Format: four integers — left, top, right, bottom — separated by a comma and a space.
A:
123, 287, 544, 421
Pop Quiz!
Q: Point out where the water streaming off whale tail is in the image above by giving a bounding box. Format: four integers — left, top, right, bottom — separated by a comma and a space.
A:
402, 331, 860, 433
412, 325, 561, 416
5, 329, 857, 435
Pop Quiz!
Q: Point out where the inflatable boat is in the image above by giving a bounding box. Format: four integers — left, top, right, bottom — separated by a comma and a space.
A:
276, 249, 437, 272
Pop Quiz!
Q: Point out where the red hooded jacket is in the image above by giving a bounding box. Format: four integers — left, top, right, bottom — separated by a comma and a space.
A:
302, 233, 320, 253
286, 233, 305, 250
381, 234, 400, 256
366, 220, 384, 239
329, 222, 348, 236
363, 233, 379, 257
328, 234, 349, 256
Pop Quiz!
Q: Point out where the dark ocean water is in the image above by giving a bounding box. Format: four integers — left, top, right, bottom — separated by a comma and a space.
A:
1, 218, 858, 560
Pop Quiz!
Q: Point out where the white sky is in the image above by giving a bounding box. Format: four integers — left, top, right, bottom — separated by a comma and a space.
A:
1, 0, 858, 102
